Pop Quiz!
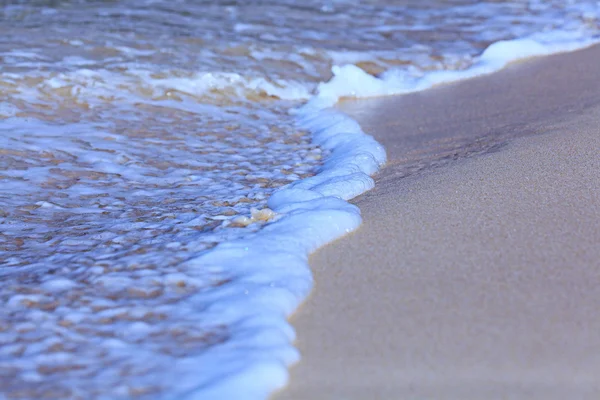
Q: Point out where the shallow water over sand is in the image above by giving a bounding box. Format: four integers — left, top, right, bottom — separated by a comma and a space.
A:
1, 0, 599, 398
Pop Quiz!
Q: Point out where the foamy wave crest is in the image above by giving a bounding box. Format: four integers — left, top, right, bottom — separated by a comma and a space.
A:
147, 72, 312, 101
313, 30, 600, 108
174, 90, 387, 400
5, 68, 313, 107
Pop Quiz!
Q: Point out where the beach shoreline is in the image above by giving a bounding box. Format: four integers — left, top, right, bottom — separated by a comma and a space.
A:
274, 44, 600, 399
3, 2, 600, 399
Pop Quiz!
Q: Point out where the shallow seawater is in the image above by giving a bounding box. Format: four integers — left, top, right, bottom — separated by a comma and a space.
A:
1, 0, 599, 399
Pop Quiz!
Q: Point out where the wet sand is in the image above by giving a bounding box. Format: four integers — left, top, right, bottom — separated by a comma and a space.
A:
274, 44, 600, 399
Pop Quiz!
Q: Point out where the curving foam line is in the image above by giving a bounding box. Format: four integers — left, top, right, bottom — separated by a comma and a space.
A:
312, 30, 600, 109
179, 31, 600, 400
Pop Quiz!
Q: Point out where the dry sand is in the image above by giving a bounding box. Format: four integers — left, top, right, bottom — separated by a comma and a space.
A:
274, 44, 600, 399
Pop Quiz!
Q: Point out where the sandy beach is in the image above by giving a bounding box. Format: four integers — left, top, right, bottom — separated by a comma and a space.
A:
274, 44, 600, 399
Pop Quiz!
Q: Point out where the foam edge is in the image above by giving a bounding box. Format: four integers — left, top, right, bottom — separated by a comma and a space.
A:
175, 104, 386, 400
178, 32, 600, 400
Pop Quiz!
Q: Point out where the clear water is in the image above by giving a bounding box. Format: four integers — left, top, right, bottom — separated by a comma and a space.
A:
1, 0, 599, 399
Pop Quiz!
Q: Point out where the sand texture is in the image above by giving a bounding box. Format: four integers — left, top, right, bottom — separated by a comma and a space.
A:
274, 45, 600, 399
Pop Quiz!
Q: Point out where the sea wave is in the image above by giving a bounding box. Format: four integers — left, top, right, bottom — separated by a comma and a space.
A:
1, 1, 600, 399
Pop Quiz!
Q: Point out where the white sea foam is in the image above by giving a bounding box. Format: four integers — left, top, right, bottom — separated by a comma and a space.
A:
151, 104, 387, 399
313, 30, 600, 109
